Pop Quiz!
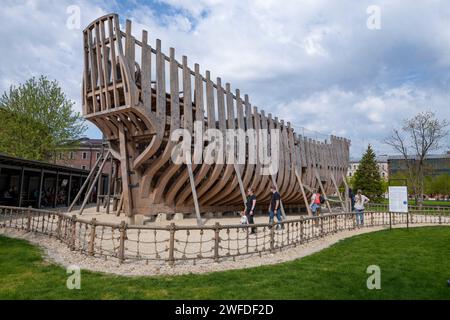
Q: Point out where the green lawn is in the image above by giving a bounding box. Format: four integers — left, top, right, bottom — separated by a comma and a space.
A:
1, 227, 450, 299
378, 199, 450, 206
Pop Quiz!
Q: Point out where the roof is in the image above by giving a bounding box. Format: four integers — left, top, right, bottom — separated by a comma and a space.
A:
349, 155, 389, 163
388, 153, 450, 161
0, 153, 91, 174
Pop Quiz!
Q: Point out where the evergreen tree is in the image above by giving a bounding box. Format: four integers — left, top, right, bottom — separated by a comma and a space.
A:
0, 76, 87, 161
352, 145, 384, 201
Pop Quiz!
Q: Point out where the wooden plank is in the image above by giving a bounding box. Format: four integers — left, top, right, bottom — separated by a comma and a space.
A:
118, 125, 133, 216
79, 151, 111, 215
187, 163, 203, 226
107, 16, 119, 107
294, 168, 312, 216
141, 30, 152, 112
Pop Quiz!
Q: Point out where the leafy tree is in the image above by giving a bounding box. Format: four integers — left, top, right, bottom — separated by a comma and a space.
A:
0, 76, 87, 161
352, 145, 385, 201
384, 111, 449, 206
427, 174, 450, 198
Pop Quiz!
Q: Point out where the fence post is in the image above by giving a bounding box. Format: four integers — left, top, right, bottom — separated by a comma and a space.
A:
439, 208, 442, 225
406, 211, 409, 229
299, 220, 304, 244
56, 214, 62, 239
88, 218, 97, 256
26, 206, 32, 232
320, 217, 324, 237
270, 223, 275, 252
70, 215, 77, 251
118, 221, 127, 264
214, 222, 220, 262
334, 215, 338, 233
168, 222, 176, 266
389, 212, 392, 229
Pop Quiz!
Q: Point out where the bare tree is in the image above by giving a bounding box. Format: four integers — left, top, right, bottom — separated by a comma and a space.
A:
384, 111, 449, 207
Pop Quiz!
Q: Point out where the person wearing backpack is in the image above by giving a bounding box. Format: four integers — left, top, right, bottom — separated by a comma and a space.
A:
310, 189, 322, 216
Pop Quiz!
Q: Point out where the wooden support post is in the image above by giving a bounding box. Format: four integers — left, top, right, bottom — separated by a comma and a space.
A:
314, 168, 332, 213
37, 169, 44, 209
187, 163, 203, 226
18, 166, 25, 207
79, 151, 111, 215
330, 173, 346, 212
106, 157, 113, 214
294, 168, 312, 216
342, 174, 350, 212
233, 163, 247, 206
68, 154, 104, 212
118, 124, 133, 217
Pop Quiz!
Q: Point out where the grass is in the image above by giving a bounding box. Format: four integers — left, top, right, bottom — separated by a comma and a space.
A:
377, 199, 450, 206
1, 227, 450, 299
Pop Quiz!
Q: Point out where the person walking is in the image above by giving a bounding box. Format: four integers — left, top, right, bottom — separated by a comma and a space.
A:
349, 188, 355, 211
310, 189, 322, 216
268, 185, 283, 229
244, 187, 257, 234
354, 189, 369, 226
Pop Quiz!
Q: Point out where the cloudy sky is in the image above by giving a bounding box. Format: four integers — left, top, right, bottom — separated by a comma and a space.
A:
1, 0, 450, 157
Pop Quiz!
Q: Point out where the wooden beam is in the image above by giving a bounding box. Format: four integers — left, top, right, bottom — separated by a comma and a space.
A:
314, 168, 333, 213
79, 151, 111, 215
294, 168, 312, 216
330, 173, 346, 211
186, 163, 203, 226
68, 153, 104, 212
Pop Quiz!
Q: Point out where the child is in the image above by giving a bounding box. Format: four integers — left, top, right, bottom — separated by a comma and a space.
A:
240, 211, 248, 225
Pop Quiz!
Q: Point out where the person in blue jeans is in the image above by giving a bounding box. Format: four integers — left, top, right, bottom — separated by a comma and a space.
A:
268, 185, 283, 229
354, 189, 370, 226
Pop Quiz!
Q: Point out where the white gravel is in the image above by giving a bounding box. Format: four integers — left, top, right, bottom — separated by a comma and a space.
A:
1, 222, 441, 277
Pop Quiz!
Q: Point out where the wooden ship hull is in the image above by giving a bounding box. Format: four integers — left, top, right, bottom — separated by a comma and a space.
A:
81, 14, 351, 223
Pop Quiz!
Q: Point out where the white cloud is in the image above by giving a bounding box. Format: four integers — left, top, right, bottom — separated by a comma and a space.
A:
1, 0, 449, 156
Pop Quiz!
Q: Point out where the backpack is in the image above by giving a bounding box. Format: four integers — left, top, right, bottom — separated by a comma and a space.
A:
319, 195, 325, 204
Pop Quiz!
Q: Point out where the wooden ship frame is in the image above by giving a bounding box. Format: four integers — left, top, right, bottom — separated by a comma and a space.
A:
69, 14, 351, 225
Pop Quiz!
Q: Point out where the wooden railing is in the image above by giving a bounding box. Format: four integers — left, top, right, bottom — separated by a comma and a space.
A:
1, 205, 449, 265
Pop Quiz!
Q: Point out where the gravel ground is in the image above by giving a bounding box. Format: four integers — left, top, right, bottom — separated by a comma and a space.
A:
1, 223, 440, 277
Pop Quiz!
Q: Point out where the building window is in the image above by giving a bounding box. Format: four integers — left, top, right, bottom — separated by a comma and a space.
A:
81, 165, 86, 170
96, 152, 100, 159
349, 172, 352, 177
82, 152, 87, 159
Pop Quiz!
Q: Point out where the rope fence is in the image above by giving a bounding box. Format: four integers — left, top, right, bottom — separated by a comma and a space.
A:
1, 205, 449, 266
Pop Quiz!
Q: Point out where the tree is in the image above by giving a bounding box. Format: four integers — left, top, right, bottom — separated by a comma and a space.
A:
0, 76, 87, 161
352, 145, 385, 201
384, 111, 449, 206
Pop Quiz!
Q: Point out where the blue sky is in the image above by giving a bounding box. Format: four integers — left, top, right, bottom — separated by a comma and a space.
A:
1, 0, 449, 157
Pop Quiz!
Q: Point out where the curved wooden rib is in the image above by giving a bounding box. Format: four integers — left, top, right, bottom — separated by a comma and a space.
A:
81, 13, 351, 219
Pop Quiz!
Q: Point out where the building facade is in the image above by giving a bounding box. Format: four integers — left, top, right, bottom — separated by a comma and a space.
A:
388, 152, 450, 177
54, 138, 111, 172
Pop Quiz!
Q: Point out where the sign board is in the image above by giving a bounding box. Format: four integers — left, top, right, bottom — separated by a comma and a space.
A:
388, 186, 408, 213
